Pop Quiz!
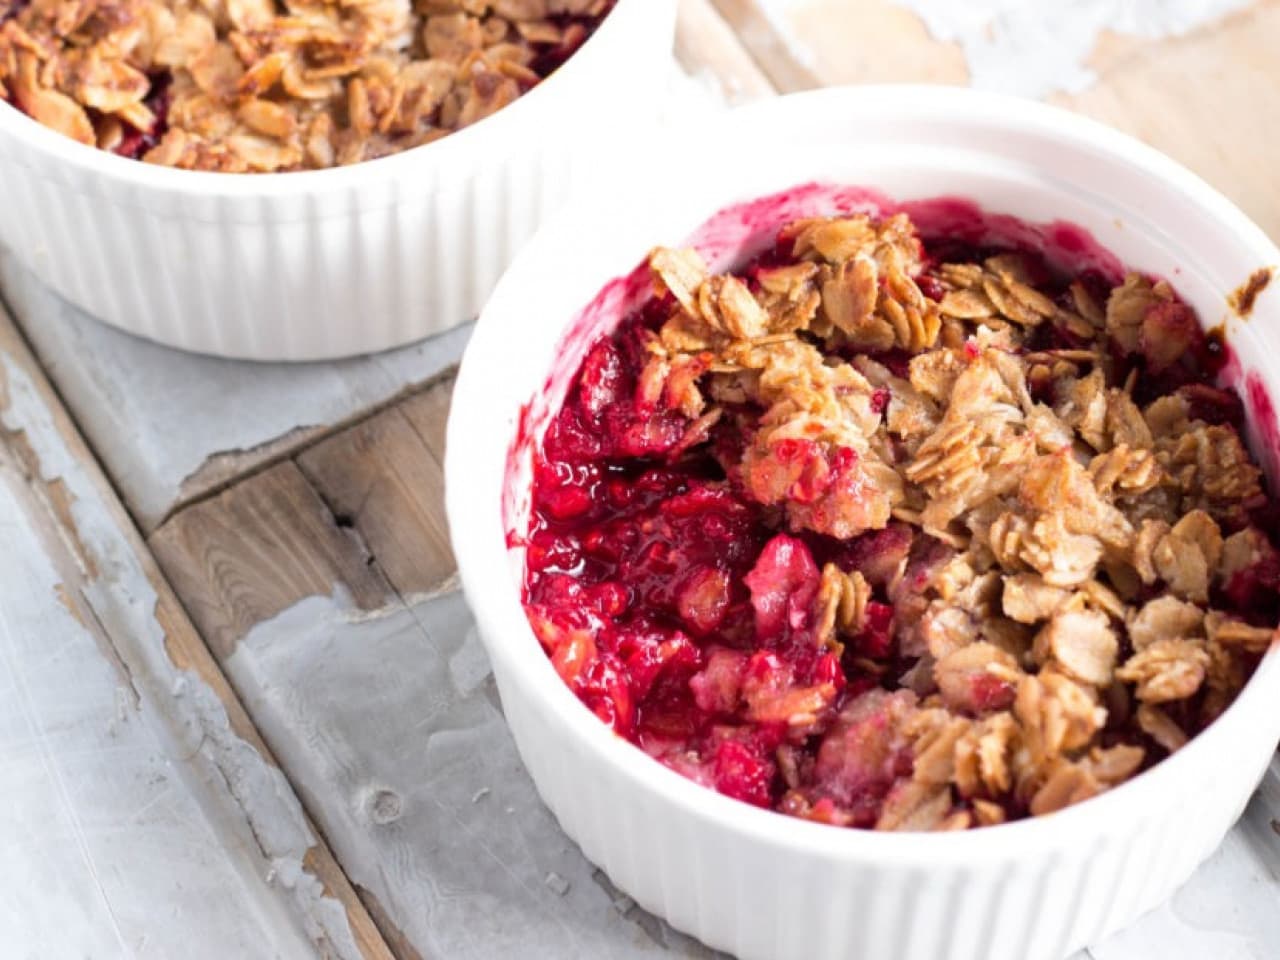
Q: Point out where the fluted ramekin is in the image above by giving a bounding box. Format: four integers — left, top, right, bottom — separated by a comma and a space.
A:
0, 0, 674, 360
446, 87, 1280, 960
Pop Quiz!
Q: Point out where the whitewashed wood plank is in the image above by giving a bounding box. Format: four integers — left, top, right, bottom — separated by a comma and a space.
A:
738, 0, 1266, 98
0, 392, 318, 959
224, 588, 727, 959
0, 309, 391, 959
735, 1, 1280, 240
148, 443, 724, 958
708, 0, 821, 91
884, 0, 1256, 98
0, 249, 471, 533
231, 584, 1279, 960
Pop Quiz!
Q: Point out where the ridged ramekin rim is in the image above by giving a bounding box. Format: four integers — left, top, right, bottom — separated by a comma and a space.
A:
0, 0, 663, 199
447, 84, 1280, 866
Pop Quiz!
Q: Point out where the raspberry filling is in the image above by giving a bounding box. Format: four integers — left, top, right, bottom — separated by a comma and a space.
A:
522, 205, 1278, 831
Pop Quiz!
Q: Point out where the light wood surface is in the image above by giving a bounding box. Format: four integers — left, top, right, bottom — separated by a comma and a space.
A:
0, 357, 311, 960
152, 461, 394, 660
1, 1, 1278, 958
677, 0, 777, 101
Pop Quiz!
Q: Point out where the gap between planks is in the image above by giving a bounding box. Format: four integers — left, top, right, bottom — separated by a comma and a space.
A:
158, 364, 463, 536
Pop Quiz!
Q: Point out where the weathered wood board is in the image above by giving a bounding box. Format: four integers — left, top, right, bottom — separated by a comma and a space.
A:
151, 378, 727, 960
0, 304, 392, 960
0, 447, 311, 960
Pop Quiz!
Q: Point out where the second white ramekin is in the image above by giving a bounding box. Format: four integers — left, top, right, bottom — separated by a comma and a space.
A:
446, 87, 1280, 960
0, 0, 675, 360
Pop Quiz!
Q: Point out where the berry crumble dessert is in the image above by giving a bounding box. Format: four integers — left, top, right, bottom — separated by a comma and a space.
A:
0, 0, 612, 170
522, 207, 1279, 831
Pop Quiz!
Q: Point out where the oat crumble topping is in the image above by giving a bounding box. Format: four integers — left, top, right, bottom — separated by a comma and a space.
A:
0, 0, 612, 170
523, 209, 1280, 830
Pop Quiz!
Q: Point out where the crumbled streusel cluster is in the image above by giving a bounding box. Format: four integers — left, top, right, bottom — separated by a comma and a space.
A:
524, 210, 1278, 830
0, 0, 611, 170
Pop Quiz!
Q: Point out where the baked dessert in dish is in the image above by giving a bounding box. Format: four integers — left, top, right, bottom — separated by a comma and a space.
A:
0, 0, 613, 170
522, 208, 1279, 831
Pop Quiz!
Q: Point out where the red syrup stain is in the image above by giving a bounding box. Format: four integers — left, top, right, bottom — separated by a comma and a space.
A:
1216, 341, 1279, 477
1247, 372, 1280, 462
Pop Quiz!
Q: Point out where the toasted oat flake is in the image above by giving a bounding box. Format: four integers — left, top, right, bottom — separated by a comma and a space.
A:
1204, 612, 1277, 654
1035, 610, 1118, 687
1128, 596, 1203, 651
1116, 639, 1211, 703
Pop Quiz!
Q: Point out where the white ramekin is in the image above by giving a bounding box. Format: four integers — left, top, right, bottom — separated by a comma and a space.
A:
446, 87, 1280, 960
0, 0, 675, 361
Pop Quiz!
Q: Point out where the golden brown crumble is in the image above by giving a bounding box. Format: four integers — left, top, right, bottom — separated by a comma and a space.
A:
630, 213, 1278, 826
0, 0, 612, 170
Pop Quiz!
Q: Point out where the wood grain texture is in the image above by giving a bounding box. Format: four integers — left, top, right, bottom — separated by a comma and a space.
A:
298, 377, 457, 600
398, 375, 454, 463
733, 0, 967, 90
0, 456, 309, 960
152, 462, 393, 660
738, 0, 1280, 241
224, 588, 725, 960
0, 305, 392, 960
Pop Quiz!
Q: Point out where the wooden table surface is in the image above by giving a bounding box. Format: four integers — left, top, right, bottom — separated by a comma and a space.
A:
3, 3, 1278, 958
